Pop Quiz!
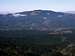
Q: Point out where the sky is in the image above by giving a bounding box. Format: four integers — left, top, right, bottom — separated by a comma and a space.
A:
0, 0, 75, 13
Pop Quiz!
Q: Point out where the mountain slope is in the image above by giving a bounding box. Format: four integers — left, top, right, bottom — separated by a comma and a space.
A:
0, 10, 75, 31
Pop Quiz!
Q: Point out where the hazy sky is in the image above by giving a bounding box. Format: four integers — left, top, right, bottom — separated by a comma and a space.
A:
0, 0, 75, 13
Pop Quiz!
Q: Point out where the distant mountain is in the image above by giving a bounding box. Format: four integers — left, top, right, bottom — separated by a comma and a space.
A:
0, 10, 75, 31
64, 11, 75, 14
0, 11, 10, 14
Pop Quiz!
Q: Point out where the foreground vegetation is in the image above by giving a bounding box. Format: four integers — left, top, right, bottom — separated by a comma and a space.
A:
0, 42, 75, 56
0, 29, 75, 56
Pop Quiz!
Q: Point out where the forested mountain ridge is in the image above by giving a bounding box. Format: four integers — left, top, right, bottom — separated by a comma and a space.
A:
0, 10, 75, 31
